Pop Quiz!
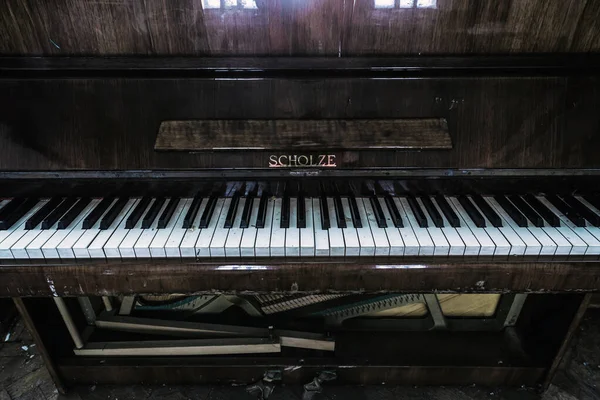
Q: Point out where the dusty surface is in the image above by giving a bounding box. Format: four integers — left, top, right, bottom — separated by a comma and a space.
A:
1, 311, 599, 400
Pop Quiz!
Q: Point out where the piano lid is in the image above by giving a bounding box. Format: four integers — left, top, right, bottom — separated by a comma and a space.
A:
1, 0, 599, 56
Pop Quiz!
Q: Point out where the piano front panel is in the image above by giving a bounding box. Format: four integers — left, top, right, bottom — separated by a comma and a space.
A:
0, 75, 598, 170
1, 0, 599, 55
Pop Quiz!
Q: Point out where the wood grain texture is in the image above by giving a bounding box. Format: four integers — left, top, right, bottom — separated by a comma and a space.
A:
1, 75, 597, 170
155, 118, 452, 151
1, 0, 599, 55
2, 260, 600, 296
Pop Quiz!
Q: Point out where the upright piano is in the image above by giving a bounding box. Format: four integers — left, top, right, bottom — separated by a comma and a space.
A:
1, 0, 600, 394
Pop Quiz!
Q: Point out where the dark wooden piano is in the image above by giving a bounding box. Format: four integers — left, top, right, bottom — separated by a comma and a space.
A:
1, 0, 600, 394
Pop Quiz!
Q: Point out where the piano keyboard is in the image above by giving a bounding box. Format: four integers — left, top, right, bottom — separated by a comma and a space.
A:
2, 192, 600, 261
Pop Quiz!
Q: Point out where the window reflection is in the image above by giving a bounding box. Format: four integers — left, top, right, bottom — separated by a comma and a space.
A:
202, 0, 258, 10
374, 0, 436, 8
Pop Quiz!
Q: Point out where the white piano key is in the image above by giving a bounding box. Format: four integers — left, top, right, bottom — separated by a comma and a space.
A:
300, 198, 315, 257
104, 198, 146, 258
87, 199, 137, 259
240, 198, 260, 257
391, 197, 420, 256
179, 198, 209, 258
573, 196, 600, 251
133, 200, 170, 258
574, 196, 600, 251
340, 198, 360, 257
150, 199, 188, 258
448, 197, 494, 256
72, 199, 118, 259
428, 197, 466, 256
463, 197, 513, 257
485, 197, 541, 257
225, 198, 246, 258
354, 198, 375, 256
118, 198, 156, 259
208, 198, 233, 258
441, 196, 480, 257
362, 198, 390, 256
285, 198, 300, 257
8, 202, 52, 259
45, 199, 99, 259
269, 198, 286, 257
0, 201, 47, 259
416, 197, 449, 256
254, 198, 275, 257
26, 220, 60, 259
538, 196, 595, 256
11, 224, 44, 259
312, 198, 330, 257
197, 198, 226, 258
398, 197, 434, 256
377, 197, 404, 256
327, 198, 345, 257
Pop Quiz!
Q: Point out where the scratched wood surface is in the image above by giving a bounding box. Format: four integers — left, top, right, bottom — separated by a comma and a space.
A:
2, 260, 600, 297
0, 75, 598, 170
155, 118, 452, 151
1, 0, 599, 56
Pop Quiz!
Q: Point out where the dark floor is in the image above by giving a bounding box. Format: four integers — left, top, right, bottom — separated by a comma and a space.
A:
1, 311, 599, 400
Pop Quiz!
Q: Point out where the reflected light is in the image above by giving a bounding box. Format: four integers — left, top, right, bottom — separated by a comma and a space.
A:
417, 0, 436, 8
203, 0, 259, 9
203, 0, 220, 9
216, 265, 269, 270
374, 0, 395, 8
374, 0, 437, 8
375, 265, 428, 269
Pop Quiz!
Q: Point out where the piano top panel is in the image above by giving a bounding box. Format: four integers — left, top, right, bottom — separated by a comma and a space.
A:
0, 66, 599, 171
1, 0, 600, 56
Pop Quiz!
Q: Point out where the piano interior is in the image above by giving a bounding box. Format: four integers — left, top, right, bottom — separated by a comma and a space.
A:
1, 0, 600, 393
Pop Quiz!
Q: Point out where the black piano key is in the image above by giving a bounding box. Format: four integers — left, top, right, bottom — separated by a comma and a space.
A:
369, 197, 387, 228
334, 195, 347, 228
0, 198, 38, 230
297, 193, 306, 228
545, 195, 585, 227
434, 196, 460, 228
563, 195, 600, 227
407, 196, 428, 228
125, 197, 151, 229
99, 197, 129, 230
280, 192, 290, 229
508, 195, 544, 227
0, 198, 26, 221
384, 195, 403, 228
472, 195, 502, 227
224, 193, 240, 229
182, 195, 203, 229
319, 195, 330, 230
57, 198, 91, 229
199, 195, 218, 229
523, 194, 560, 227
25, 197, 63, 229
348, 193, 363, 228
141, 197, 165, 229
457, 196, 485, 228
255, 193, 268, 229
240, 195, 254, 229
157, 198, 180, 229
421, 196, 444, 228
494, 195, 527, 227
82, 197, 115, 229
42, 197, 78, 229
583, 195, 600, 215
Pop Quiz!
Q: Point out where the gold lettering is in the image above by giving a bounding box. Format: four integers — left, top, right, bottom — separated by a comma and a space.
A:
298, 155, 309, 165
327, 155, 336, 166
269, 155, 279, 167
289, 154, 298, 166
278, 155, 288, 166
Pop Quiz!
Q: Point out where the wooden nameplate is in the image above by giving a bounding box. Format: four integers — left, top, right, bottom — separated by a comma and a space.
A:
155, 118, 452, 151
